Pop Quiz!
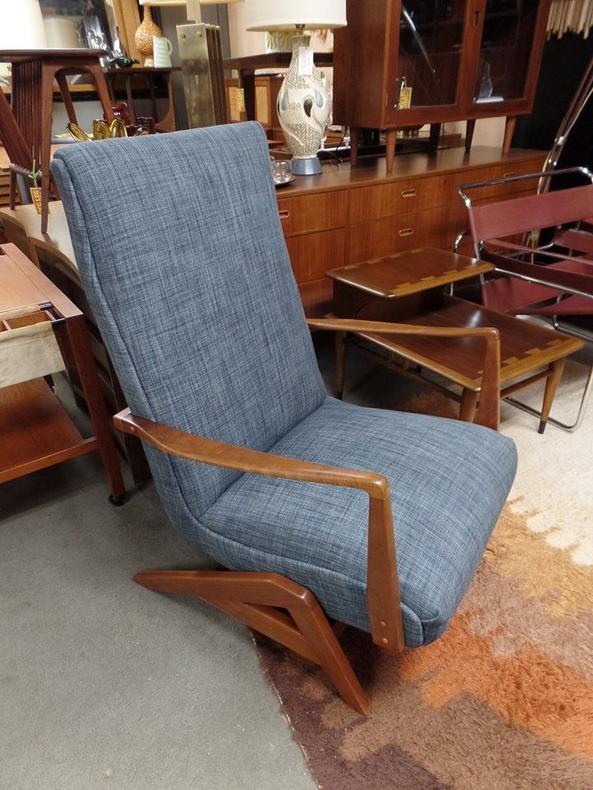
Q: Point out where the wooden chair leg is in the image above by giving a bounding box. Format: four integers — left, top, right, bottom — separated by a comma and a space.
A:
335, 330, 347, 399
9, 170, 16, 210
64, 315, 126, 501
459, 388, 479, 422
40, 64, 55, 234
134, 569, 370, 714
291, 598, 370, 714
539, 358, 566, 434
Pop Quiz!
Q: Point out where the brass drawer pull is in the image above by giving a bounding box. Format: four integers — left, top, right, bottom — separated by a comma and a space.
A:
399, 227, 414, 237
502, 172, 516, 178
401, 188, 417, 199
279, 209, 290, 220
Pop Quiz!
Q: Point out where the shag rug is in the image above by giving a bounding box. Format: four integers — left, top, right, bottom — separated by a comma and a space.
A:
254, 357, 593, 789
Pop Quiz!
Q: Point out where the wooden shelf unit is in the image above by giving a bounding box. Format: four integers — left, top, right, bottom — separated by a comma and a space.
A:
0, 378, 96, 484
334, 0, 551, 171
0, 243, 125, 500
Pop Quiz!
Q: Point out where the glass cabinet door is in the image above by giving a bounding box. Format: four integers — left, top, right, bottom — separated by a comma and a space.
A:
472, 0, 540, 107
392, 0, 467, 112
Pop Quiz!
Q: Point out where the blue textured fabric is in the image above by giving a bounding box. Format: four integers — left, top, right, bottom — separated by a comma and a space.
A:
51, 123, 517, 648
51, 124, 326, 514
200, 399, 517, 646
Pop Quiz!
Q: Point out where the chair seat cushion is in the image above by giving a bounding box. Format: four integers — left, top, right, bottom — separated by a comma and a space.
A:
198, 398, 517, 647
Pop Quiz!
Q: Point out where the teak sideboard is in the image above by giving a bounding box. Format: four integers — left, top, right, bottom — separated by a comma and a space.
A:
1, 147, 545, 322
276, 146, 545, 316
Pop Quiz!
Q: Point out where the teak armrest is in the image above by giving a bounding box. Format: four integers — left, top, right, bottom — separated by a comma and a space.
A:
307, 317, 501, 431
113, 408, 405, 652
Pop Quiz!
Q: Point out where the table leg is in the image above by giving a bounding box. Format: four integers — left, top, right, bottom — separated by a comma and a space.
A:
155, 72, 176, 133
56, 74, 78, 124
241, 71, 256, 121
459, 388, 479, 422
503, 116, 517, 155
350, 127, 359, 166
465, 119, 476, 153
429, 122, 441, 153
334, 331, 347, 399
87, 63, 115, 123
125, 74, 137, 123
539, 358, 566, 434
385, 129, 397, 174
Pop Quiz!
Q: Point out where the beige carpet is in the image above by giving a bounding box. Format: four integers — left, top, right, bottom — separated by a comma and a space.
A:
255, 356, 593, 789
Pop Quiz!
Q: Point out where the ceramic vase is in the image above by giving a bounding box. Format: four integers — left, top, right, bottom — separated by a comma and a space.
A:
134, 5, 163, 67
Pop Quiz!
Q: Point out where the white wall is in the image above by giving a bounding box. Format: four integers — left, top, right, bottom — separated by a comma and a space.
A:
446, 117, 506, 148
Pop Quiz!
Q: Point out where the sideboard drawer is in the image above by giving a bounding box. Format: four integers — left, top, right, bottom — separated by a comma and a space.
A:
349, 207, 446, 263
349, 175, 447, 224
447, 158, 544, 208
278, 190, 348, 237
286, 228, 346, 283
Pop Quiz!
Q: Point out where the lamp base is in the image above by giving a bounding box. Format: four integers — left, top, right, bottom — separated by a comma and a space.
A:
291, 156, 323, 176
276, 38, 331, 179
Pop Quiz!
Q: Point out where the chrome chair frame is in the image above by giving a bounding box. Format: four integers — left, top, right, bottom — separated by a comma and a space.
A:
457, 168, 593, 432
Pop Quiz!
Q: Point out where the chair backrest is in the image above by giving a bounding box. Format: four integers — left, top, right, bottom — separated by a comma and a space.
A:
466, 184, 593, 247
51, 123, 326, 518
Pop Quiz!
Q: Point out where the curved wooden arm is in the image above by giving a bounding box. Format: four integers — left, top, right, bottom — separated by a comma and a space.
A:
114, 409, 405, 652
307, 317, 501, 431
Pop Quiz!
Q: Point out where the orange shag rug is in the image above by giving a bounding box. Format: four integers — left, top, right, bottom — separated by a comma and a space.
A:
255, 361, 593, 789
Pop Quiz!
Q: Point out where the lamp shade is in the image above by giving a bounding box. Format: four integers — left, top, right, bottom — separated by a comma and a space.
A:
0, 0, 47, 49
246, 0, 347, 31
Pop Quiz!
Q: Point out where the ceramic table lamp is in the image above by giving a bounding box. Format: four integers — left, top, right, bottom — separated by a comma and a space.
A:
0, 0, 48, 49
0, 0, 47, 84
246, 0, 347, 176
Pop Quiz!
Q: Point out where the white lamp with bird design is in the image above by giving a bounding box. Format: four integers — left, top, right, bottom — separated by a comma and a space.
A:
246, 0, 347, 176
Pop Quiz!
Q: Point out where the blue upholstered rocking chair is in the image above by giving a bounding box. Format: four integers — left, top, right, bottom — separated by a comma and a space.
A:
51, 123, 517, 713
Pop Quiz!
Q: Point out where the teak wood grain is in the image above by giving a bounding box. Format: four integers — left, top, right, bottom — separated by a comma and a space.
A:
328, 248, 494, 298
113, 404, 410, 710
0, 379, 96, 483
353, 297, 583, 386
275, 148, 544, 314
0, 243, 124, 499
133, 568, 370, 713
308, 316, 501, 431
326, 248, 584, 433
